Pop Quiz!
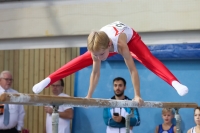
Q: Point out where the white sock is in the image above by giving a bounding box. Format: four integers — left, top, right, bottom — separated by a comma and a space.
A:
32, 77, 51, 94
172, 80, 188, 96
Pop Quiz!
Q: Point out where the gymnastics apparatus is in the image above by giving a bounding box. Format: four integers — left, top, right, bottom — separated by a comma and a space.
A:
0, 92, 198, 133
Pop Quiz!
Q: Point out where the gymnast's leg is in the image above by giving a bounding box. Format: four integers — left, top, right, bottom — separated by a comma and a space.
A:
32, 51, 117, 93
128, 30, 188, 96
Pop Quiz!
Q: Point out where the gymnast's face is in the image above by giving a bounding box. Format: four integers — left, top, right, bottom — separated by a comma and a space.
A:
162, 112, 173, 124
194, 109, 200, 125
113, 80, 126, 97
92, 48, 110, 61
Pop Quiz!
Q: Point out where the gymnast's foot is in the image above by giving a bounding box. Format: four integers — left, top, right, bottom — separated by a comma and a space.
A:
172, 80, 188, 96
32, 77, 51, 94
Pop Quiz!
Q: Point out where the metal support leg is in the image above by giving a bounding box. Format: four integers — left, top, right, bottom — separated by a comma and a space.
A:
52, 105, 59, 133
174, 108, 181, 133
126, 108, 134, 133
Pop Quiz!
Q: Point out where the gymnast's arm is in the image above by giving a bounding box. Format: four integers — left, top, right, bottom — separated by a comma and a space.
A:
118, 33, 141, 100
155, 126, 159, 133
187, 129, 191, 133
86, 55, 101, 98
173, 126, 177, 133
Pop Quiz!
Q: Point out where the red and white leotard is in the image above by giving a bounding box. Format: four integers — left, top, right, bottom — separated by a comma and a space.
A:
32, 21, 188, 96
100, 21, 133, 53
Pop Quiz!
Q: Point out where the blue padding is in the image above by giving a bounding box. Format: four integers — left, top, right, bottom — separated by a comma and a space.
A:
80, 43, 200, 60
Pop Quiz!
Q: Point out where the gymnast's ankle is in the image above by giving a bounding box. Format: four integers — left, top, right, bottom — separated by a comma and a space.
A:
172, 80, 188, 96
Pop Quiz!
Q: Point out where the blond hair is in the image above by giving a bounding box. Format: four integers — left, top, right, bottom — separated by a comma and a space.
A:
162, 108, 174, 115
87, 31, 110, 52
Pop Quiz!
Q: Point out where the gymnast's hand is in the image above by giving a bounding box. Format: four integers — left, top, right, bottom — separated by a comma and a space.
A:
133, 96, 144, 107
85, 95, 91, 99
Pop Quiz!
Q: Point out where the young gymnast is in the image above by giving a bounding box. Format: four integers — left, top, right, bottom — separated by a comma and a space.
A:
155, 108, 176, 133
187, 107, 200, 133
32, 21, 188, 105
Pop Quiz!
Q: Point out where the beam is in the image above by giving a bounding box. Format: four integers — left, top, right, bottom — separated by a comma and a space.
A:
0, 93, 198, 108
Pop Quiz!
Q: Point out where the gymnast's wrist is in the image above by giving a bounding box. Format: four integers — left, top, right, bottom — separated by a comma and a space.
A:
86, 94, 92, 98
87, 91, 94, 97
134, 95, 141, 98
